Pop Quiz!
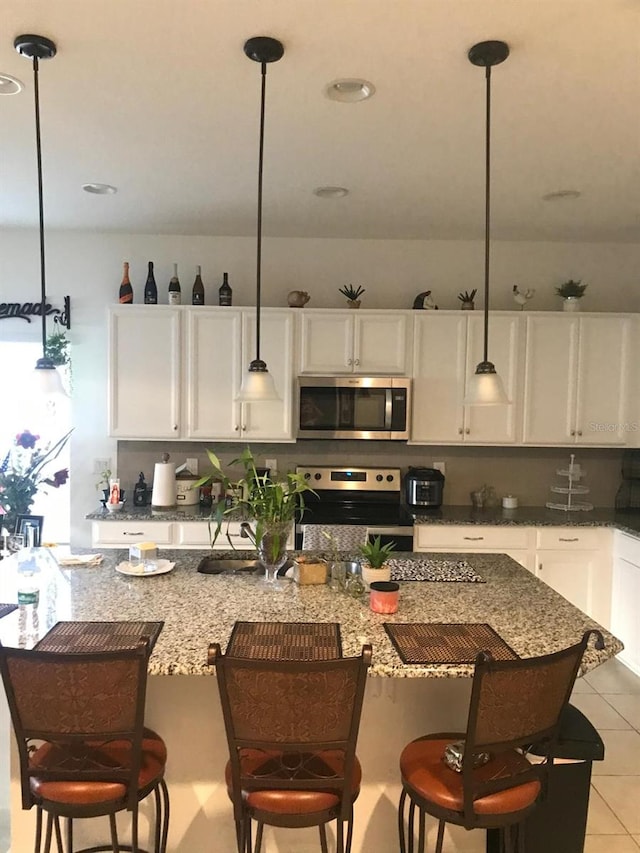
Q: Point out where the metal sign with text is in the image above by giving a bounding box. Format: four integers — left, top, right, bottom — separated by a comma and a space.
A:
0, 295, 71, 329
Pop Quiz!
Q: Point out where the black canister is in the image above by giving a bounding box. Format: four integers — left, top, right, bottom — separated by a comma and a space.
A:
404, 467, 445, 507
133, 472, 149, 507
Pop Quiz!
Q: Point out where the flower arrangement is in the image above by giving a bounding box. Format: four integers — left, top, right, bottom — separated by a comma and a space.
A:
0, 429, 72, 533
556, 279, 587, 298
339, 284, 366, 306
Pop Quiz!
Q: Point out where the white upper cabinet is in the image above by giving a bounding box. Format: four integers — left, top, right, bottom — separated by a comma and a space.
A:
522, 315, 630, 445
411, 312, 519, 444
109, 307, 294, 442
108, 306, 181, 439
299, 311, 409, 375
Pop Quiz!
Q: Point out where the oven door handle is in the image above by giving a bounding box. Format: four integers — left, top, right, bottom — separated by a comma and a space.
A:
365, 526, 413, 537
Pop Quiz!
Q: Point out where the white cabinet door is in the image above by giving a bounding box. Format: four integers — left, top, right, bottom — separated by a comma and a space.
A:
612, 532, 640, 676
242, 310, 295, 441
522, 315, 577, 444
465, 315, 519, 444
535, 549, 611, 628
185, 309, 242, 440
575, 317, 630, 445
354, 314, 408, 374
411, 314, 467, 443
108, 306, 181, 439
299, 312, 354, 373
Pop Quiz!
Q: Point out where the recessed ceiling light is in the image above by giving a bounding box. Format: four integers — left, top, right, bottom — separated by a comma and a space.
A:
313, 186, 349, 199
542, 189, 582, 202
0, 73, 24, 95
325, 78, 375, 103
82, 183, 118, 195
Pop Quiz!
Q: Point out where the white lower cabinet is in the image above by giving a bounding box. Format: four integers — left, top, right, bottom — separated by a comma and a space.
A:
612, 532, 640, 676
91, 520, 254, 550
414, 525, 535, 573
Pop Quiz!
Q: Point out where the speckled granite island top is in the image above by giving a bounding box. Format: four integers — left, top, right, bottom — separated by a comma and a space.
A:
0, 549, 621, 679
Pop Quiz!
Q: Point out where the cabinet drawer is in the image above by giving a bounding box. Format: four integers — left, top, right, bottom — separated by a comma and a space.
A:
415, 525, 530, 551
536, 527, 603, 550
92, 521, 173, 545
176, 521, 254, 549
614, 531, 640, 566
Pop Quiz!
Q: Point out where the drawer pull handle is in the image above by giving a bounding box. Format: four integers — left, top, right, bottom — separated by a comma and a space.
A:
463, 536, 484, 541
122, 532, 145, 536
559, 537, 579, 542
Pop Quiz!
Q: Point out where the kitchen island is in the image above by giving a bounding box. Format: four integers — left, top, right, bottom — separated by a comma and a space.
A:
0, 549, 622, 852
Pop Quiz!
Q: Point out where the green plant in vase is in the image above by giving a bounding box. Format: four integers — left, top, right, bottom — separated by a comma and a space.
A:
339, 284, 365, 308
556, 280, 587, 312
195, 448, 314, 585
359, 536, 396, 587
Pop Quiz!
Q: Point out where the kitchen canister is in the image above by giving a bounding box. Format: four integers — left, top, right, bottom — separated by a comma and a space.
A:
502, 494, 519, 509
151, 453, 176, 509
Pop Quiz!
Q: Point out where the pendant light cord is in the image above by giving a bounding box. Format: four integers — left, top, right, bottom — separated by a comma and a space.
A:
483, 64, 492, 365
32, 55, 48, 357
254, 61, 268, 364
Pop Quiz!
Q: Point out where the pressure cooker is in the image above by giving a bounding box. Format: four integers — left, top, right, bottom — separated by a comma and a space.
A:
404, 467, 445, 508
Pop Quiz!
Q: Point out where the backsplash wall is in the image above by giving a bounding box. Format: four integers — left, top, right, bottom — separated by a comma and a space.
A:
115, 441, 623, 509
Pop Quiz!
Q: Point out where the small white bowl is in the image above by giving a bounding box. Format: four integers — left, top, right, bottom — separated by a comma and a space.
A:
106, 502, 125, 514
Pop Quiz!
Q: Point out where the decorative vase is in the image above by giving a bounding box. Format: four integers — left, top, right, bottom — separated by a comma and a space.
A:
460, 301, 474, 310
562, 297, 582, 312
361, 562, 391, 589
257, 520, 293, 586
347, 300, 361, 309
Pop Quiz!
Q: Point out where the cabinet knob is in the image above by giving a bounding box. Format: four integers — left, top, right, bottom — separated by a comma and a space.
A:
458, 427, 464, 435
354, 358, 360, 366
577, 430, 583, 437
173, 424, 178, 431
570, 430, 576, 436
465, 428, 470, 435
234, 425, 239, 431
347, 358, 353, 366
242, 425, 247, 431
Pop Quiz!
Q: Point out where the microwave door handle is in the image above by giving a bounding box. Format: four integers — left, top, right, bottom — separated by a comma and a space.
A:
384, 389, 393, 431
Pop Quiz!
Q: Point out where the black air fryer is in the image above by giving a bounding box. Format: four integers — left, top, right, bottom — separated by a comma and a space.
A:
404, 467, 445, 508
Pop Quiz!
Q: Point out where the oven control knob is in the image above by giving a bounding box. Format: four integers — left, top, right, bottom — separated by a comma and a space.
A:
314, 473, 322, 481
304, 473, 311, 480
376, 474, 383, 482
386, 474, 395, 482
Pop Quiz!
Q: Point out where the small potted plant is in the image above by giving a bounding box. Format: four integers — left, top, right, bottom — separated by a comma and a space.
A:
457, 289, 477, 310
359, 536, 396, 587
556, 280, 587, 312
339, 284, 365, 308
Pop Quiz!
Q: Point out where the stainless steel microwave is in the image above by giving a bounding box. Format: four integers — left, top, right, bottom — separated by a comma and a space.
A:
297, 377, 411, 440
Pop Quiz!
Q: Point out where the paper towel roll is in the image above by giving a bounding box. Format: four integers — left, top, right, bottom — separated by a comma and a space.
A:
151, 455, 176, 509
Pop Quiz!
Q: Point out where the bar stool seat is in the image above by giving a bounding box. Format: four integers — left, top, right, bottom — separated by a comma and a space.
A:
400, 734, 540, 817
30, 727, 167, 810
224, 750, 362, 816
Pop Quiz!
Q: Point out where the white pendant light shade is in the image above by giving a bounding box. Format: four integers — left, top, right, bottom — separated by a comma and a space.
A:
464, 363, 508, 406
236, 361, 279, 402
34, 358, 67, 398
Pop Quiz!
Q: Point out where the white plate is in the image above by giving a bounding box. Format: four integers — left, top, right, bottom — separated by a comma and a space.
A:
116, 559, 175, 577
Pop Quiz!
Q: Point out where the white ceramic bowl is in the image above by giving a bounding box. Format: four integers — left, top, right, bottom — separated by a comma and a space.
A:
106, 501, 125, 514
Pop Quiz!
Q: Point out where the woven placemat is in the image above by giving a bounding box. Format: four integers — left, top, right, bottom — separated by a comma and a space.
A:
227, 621, 342, 661
383, 623, 519, 664
0, 603, 18, 620
36, 620, 164, 654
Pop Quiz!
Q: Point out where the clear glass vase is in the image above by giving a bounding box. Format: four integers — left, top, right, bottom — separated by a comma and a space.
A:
257, 520, 293, 587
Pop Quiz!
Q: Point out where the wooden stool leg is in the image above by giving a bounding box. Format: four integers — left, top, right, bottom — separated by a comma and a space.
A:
159, 779, 170, 853
109, 813, 120, 853
53, 816, 63, 853
398, 789, 407, 853
319, 823, 329, 853
245, 816, 253, 853
66, 817, 73, 853
43, 813, 54, 853
435, 819, 445, 853
417, 808, 426, 853
336, 817, 344, 853
131, 805, 139, 853
254, 822, 264, 853
345, 806, 355, 853
34, 806, 43, 853
407, 799, 416, 853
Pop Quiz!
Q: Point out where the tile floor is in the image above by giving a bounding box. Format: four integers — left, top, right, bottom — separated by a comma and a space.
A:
1, 657, 638, 852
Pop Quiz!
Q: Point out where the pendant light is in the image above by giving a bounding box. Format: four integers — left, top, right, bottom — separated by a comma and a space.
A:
15, 34, 67, 399
236, 36, 284, 403
464, 40, 510, 406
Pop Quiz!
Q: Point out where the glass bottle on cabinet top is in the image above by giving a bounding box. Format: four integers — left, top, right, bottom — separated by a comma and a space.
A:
218, 272, 232, 306
192, 265, 205, 305
118, 261, 133, 304
168, 263, 181, 305
143, 261, 158, 304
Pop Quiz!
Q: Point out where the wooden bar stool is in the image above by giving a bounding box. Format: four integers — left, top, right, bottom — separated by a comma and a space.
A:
209, 639, 371, 853
0, 637, 169, 853
398, 629, 604, 853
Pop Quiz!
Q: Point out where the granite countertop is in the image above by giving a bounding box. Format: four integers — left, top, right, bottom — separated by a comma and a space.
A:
85, 505, 236, 522
0, 549, 621, 679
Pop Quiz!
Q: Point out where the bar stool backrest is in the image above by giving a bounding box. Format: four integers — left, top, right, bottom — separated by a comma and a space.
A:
460, 629, 604, 822
0, 640, 150, 811
210, 644, 371, 822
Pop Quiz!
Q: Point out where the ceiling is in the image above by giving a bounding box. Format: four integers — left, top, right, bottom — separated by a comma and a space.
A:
1, 0, 639, 242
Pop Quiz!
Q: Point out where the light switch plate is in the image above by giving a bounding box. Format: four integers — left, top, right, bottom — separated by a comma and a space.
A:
186, 458, 198, 475
265, 458, 277, 474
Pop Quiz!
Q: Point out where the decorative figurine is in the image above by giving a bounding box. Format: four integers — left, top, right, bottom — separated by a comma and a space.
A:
412, 290, 438, 310
512, 284, 536, 310
287, 290, 311, 308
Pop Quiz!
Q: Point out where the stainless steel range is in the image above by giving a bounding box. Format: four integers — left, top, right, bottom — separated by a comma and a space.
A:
295, 465, 414, 549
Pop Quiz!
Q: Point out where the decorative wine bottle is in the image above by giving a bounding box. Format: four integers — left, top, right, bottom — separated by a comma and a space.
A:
218, 272, 232, 306
192, 265, 205, 306
144, 261, 158, 304
118, 261, 133, 304
168, 263, 181, 305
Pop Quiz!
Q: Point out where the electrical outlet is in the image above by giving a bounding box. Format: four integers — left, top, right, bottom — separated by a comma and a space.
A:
93, 458, 111, 475
432, 461, 446, 476
265, 458, 277, 474
186, 457, 198, 475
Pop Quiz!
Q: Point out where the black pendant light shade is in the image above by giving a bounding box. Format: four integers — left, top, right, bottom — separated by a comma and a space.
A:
15, 34, 66, 397
464, 40, 510, 406
237, 36, 284, 403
